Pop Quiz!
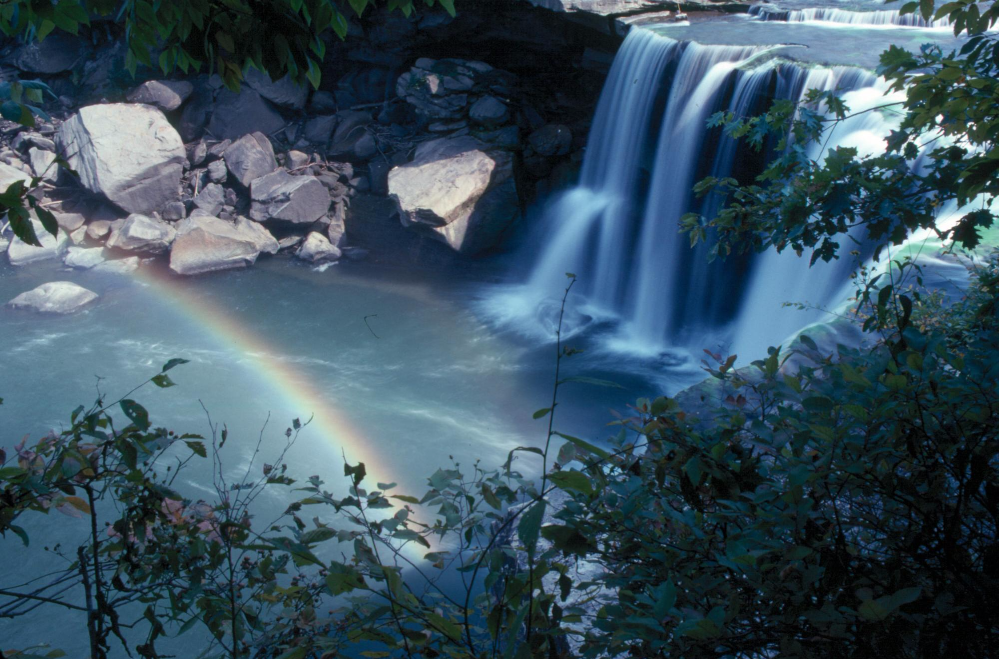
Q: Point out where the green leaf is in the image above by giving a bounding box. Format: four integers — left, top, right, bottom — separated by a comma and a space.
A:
301, 527, 336, 544
184, 440, 207, 458
120, 399, 150, 430
549, 470, 593, 496
161, 358, 189, 372
558, 376, 624, 389
553, 432, 609, 460
517, 500, 546, 557
533, 407, 552, 419
151, 373, 175, 388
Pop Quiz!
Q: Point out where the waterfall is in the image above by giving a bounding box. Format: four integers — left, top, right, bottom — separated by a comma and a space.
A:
748, 5, 952, 29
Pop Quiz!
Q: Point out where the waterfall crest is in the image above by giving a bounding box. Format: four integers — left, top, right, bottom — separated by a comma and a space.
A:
748, 5, 952, 28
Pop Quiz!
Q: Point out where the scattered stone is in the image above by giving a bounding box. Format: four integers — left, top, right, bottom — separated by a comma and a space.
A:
207, 88, 285, 140
52, 210, 86, 232
244, 68, 308, 110
388, 135, 518, 255
86, 220, 114, 242
105, 213, 177, 254
57, 104, 186, 214
194, 183, 225, 216
126, 80, 194, 112
327, 210, 346, 247
169, 211, 278, 275
286, 150, 310, 170
207, 159, 228, 184
528, 124, 572, 157
296, 231, 341, 263
190, 142, 208, 167
7, 282, 97, 314
7, 220, 69, 265
63, 246, 106, 269
28, 147, 59, 183
223, 132, 277, 187
353, 132, 378, 160
224, 187, 239, 207
93, 256, 139, 274
278, 235, 304, 251
162, 201, 187, 221
11, 133, 55, 153
469, 95, 509, 127
249, 170, 331, 224
207, 139, 232, 160
69, 227, 87, 244
0, 161, 31, 191
304, 115, 337, 144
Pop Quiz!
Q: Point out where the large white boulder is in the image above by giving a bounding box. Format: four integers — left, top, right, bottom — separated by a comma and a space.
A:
169, 211, 278, 275
57, 103, 186, 214
105, 214, 177, 254
7, 219, 69, 265
7, 281, 97, 314
388, 136, 519, 255
249, 170, 330, 224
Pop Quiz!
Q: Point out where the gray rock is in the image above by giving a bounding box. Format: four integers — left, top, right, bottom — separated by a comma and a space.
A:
169, 212, 278, 275
127, 80, 194, 112
286, 150, 310, 170
0, 161, 32, 191
14, 33, 84, 74
304, 115, 337, 144
278, 235, 304, 251
57, 104, 186, 214
162, 201, 187, 221
296, 231, 341, 263
207, 88, 285, 140
469, 95, 509, 127
528, 124, 572, 157
86, 220, 114, 242
177, 81, 215, 142
249, 170, 331, 224
223, 132, 277, 187
52, 210, 86, 232
329, 111, 373, 156
93, 256, 139, 274
308, 91, 337, 114
7, 220, 69, 265
194, 183, 225, 215
105, 214, 177, 254
244, 68, 308, 110
28, 147, 59, 183
7, 281, 97, 314
387, 136, 519, 255
207, 159, 228, 183
63, 246, 106, 269
478, 125, 521, 150
327, 206, 346, 247
207, 139, 232, 160
11, 133, 55, 153
353, 132, 378, 160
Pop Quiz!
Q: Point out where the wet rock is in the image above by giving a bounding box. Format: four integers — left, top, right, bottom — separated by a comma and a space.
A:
528, 124, 572, 157
93, 256, 139, 274
7, 220, 69, 265
388, 135, 518, 255
223, 132, 277, 188
249, 170, 330, 224
469, 95, 509, 127
58, 104, 186, 214
244, 68, 308, 110
169, 211, 278, 275
105, 213, 177, 254
7, 281, 97, 314
342, 246, 370, 261
296, 231, 341, 263
63, 246, 106, 269
127, 80, 194, 112
194, 183, 225, 216
206, 88, 285, 140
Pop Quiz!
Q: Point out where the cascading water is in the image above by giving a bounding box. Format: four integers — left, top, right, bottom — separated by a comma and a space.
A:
505, 26, 929, 358
748, 5, 952, 28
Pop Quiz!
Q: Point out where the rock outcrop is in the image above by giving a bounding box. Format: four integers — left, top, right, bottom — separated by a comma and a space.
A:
57, 104, 187, 214
388, 136, 519, 255
105, 214, 177, 254
7, 282, 97, 314
169, 211, 279, 275
7, 220, 69, 265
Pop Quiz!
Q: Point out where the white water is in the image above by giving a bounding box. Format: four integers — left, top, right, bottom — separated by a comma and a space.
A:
749, 5, 952, 29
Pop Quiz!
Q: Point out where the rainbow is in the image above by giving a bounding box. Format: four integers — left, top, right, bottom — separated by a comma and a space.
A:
130, 266, 399, 496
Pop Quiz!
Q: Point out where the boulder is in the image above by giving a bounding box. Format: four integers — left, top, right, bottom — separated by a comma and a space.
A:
223, 132, 277, 187
7, 282, 97, 314
163, 201, 187, 221
29, 147, 59, 183
126, 80, 194, 112
304, 115, 337, 144
194, 183, 225, 216
388, 136, 519, 255
11, 132, 56, 153
105, 214, 177, 254
249, 170, 330, 224
169, 211, 279, 275
86, 220, 114, 242
207, 159, 227, 183
469, 95, 509, 127
14, 33, 85, 74
93, 256, 139, 274
244, 68, 308, 110
353, 132, 378, 160
296, 232, 341, 263
63, 246, 106, 269
7, 220, 69, 265
528, 124, 572, 157
52, 210, 86, 232
206, 88, 285, 140
286, 150, 310, 169
0, 161, 31, 191
57, 104, 186, 214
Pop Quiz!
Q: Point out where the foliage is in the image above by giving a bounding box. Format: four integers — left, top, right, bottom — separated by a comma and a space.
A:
680, 0, 999, 264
